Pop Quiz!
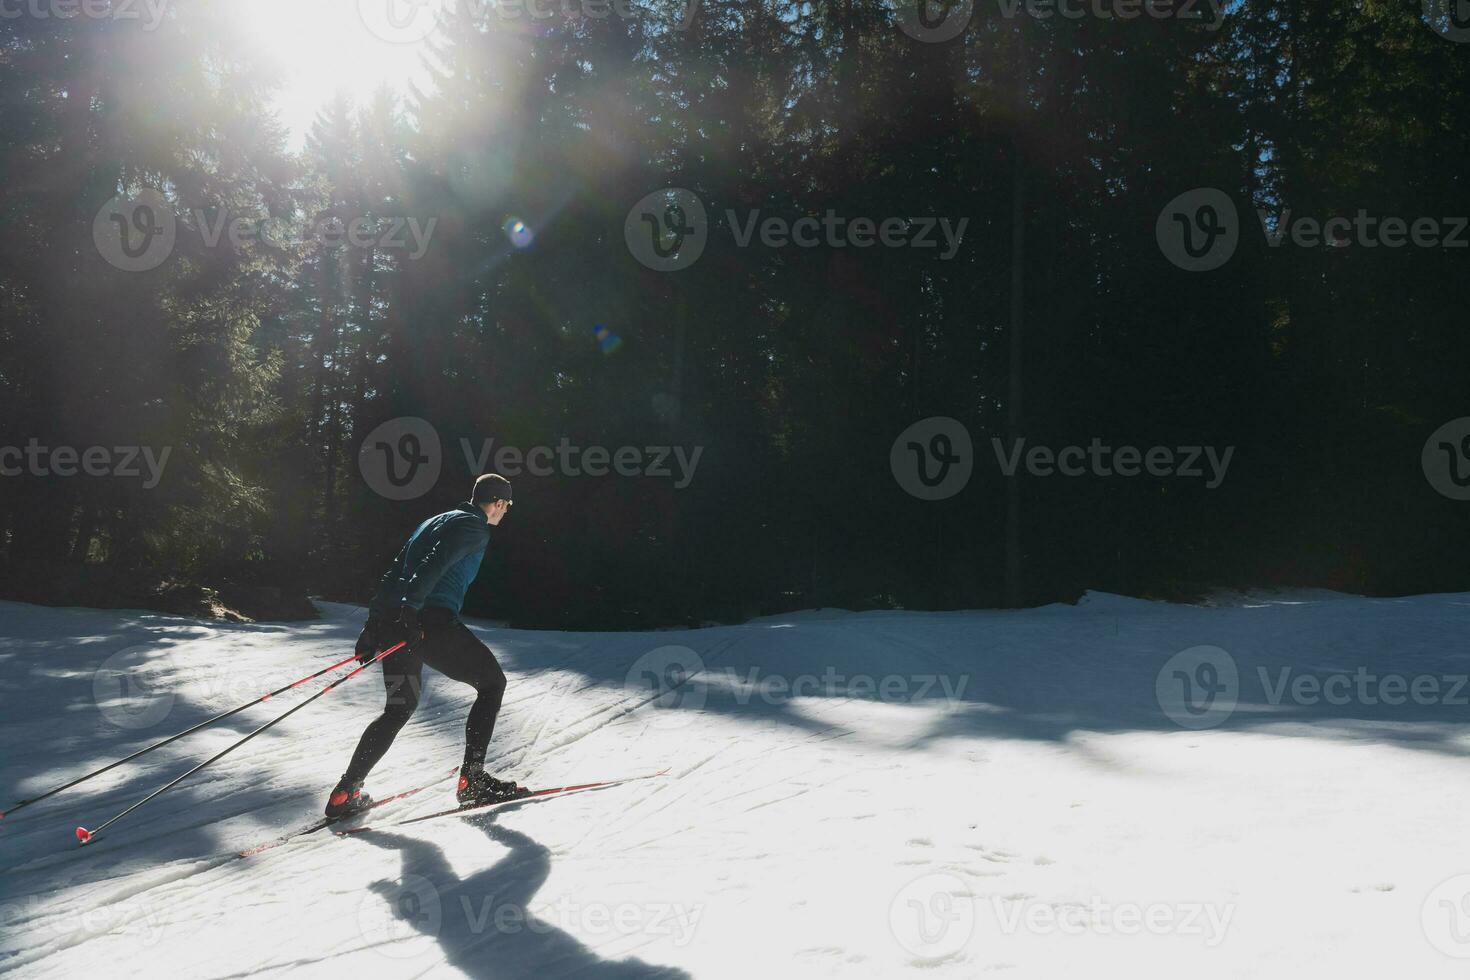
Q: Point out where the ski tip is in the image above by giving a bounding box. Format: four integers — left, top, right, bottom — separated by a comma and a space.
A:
75, 826, 93, 845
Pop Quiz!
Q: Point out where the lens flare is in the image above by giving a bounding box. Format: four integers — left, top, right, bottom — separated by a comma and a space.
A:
594, 323, 623, 355
503, 217, 535, 249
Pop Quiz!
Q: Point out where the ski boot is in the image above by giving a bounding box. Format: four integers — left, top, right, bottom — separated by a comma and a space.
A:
324, 777, 374, 819
457, 765, 529, 806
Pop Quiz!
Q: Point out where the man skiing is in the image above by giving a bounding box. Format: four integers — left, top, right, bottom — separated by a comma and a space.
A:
326, 473, 526, 818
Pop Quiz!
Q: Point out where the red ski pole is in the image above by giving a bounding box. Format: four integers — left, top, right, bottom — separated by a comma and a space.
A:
2, 651, 364, 822
75, 641, 409, 846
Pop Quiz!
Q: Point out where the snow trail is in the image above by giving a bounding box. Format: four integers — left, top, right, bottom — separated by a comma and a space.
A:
2, 593, 1469, 977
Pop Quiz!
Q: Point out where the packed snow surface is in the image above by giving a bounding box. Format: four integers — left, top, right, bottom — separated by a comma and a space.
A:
2, 592, 1469, 977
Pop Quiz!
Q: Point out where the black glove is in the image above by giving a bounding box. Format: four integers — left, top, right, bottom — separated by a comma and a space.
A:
354, 618, 381, 665
355, 607, 421, 664
383, 605, 423, 650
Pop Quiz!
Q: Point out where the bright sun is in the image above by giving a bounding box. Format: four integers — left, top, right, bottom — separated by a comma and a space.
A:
232, 0, 447, 147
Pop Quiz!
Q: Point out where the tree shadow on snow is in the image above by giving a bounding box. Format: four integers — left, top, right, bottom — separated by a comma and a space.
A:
0, 602, 373, 879
470, 595, 1470, 763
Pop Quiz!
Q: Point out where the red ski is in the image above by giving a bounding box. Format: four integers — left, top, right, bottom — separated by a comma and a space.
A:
336, 768, 670, 837
238, 766, 459, 858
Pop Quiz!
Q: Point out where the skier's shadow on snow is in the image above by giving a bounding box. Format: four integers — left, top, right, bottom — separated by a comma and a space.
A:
355, 816, 690, 978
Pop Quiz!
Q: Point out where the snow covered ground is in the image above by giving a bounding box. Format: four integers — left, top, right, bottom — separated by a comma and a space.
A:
2, 591, 1470, 978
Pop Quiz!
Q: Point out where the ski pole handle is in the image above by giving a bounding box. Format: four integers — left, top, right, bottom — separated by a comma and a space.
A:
75, 641, 408, 846
2, 651, 363, 822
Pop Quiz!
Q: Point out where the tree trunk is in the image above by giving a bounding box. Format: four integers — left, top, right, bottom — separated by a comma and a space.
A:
1004, 26, 1027, 609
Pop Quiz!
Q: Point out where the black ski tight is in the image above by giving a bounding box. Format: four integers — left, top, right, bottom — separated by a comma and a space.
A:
341, 609, 507, 785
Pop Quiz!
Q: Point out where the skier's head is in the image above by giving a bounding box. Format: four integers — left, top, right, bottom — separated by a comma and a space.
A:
472, 473, 513, 526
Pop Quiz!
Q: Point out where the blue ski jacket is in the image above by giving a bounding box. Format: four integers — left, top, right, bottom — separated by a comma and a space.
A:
371, 503, 490, 616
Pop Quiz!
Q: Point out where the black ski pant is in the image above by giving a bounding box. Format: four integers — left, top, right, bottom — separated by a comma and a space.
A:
340, 606, 507, 786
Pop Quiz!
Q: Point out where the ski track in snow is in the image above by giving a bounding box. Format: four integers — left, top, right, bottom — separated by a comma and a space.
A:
1, 593, 1470, 977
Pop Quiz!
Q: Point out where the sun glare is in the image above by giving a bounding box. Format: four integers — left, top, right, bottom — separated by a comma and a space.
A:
233, 0, 446, 146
